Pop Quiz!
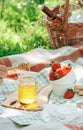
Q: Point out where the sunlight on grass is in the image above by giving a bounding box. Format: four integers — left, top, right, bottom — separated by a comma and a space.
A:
0, 0, 77, 56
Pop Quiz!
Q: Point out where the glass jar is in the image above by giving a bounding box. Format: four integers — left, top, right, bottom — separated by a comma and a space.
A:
18, 74, 37, 105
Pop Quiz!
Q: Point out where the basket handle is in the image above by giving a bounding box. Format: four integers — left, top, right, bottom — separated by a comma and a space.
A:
63, 0, 70, 29
78, 0, 83, 7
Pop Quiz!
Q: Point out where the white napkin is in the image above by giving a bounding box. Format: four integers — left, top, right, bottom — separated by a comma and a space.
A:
41, 101, 83, 124
23, 121, 69, 130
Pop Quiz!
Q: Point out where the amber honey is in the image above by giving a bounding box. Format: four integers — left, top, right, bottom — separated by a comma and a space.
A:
18, 76, 37, 105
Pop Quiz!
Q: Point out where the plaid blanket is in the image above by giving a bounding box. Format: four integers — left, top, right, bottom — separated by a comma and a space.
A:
0, 42, 83, 130
0, 42, 83, 72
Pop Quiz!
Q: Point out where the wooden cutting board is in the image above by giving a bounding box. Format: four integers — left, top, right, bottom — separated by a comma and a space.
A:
1, 91, 43, 111
1, 85, 52, 111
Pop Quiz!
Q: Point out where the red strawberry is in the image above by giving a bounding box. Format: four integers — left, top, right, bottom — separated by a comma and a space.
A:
56, 68, 66, 78
63, 65, 72, 73
51, 62, 61, 72
7, 72, 18, 80
49, 70, 56, 81
64, 89, 74, 99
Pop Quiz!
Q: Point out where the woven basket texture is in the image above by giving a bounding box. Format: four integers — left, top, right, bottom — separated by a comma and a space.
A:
44, 0, 83, 48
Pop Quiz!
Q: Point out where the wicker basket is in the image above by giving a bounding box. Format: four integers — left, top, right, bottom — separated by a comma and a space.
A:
44, 0, 83, 48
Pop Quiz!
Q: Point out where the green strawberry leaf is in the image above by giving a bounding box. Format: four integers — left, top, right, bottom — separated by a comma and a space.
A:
54, 73, 60, 79
49, 61, 55, 67
67, 63, 71, 66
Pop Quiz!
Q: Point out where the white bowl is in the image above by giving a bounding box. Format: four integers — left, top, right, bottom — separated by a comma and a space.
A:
51, 69, 76, 86
51, 81, 76, 96
50, 69, 77, 96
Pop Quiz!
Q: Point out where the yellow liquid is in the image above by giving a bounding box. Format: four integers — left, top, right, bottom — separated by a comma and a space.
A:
18, 84, 37, 104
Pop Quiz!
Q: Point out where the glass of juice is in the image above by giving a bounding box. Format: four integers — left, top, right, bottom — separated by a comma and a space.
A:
18, 74, 37, 106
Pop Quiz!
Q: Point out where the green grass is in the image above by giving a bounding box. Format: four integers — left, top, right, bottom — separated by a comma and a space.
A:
0, 0, 76, 57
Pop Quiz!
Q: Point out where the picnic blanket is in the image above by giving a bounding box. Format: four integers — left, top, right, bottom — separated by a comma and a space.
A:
0, 42, 83, 130
0, 42, 83, 72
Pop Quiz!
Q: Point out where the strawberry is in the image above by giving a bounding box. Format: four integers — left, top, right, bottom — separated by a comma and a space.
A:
64, 89, 74, 99
51, 62, 61, 72
56, 68, 66, 78
63, 65, 72, 73
7, 72, 18, 80
49, 70, 56, 81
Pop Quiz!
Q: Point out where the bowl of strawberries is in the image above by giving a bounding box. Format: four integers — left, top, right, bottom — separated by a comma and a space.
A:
49, 62, 76, 97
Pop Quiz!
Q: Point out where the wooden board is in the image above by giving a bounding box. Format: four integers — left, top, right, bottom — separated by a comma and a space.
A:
1, 85, 53, 111
1, 91, 43, 111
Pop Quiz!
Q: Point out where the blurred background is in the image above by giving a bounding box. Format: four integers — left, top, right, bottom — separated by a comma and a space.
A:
0, 0, 76, 56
